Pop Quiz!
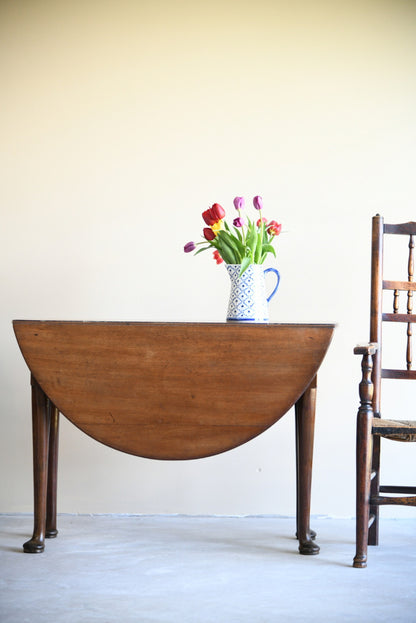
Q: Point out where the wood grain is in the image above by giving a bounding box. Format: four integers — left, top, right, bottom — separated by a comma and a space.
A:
13, 321, 334, 460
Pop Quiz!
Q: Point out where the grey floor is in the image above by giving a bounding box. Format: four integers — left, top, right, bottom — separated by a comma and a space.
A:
1, 514, 415, 623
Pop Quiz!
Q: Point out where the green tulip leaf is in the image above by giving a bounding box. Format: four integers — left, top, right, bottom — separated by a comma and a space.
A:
254, 231, 264, 263
194, 246, 212, 256
245, 223, 257, 254
262, 244, 276, 257
239, 256, 252, 276
217, 230, 243, 263
216, 231, 239, 263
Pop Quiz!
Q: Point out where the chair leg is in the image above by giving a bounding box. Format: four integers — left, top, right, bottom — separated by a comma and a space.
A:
353, 406, 373, 568
368, 435, 380, 546
353, 347, 376, 568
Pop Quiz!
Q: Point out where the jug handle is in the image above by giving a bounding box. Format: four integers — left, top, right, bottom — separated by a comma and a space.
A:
264, 268, 280, 303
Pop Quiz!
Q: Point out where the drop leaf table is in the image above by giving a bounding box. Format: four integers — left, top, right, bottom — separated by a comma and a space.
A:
13, 321, 335, 555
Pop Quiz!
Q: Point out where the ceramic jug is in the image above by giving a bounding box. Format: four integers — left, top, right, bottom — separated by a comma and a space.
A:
226, 264, 280, 322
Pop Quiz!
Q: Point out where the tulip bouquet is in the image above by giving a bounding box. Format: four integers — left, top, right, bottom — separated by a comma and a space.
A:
184, 196, 282, 276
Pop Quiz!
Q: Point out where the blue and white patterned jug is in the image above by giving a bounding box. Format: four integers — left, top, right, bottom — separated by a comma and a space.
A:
226, 264, 280, 322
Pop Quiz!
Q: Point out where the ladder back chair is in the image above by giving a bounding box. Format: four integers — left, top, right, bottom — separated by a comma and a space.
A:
353, 214, 416, 568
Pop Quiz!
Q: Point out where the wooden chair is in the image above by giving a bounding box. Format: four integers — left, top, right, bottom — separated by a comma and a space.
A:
353, 214, 416, 568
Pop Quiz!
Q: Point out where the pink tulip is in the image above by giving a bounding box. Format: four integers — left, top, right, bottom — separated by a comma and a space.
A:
253, 195, 263, 210
233, 196, 245, 211
233, 217, 245, 228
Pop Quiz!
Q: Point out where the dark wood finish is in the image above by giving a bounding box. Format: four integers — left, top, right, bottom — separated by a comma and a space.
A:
381, 369, 416, 379
407, 235, 414, 370
353, 215, 416, 568
23, 376, 51, 553
46, 402, 59, 538
295, 375, 319, 555
379, 485, 416, 494
372, 420, 416, 435
374, 495, 416, 506
354, 344, 376, 568
13, 321, 334, 555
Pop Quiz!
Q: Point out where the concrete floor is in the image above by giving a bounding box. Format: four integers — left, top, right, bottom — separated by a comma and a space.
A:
1, 514, 415, 622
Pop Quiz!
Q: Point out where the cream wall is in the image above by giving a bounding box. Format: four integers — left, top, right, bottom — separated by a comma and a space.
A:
1, 0, 415, 518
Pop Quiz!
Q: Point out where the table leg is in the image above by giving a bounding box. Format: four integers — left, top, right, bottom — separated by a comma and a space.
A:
46, 402, 59, 538
295, 375, 320, 555
23, 376, 51, 553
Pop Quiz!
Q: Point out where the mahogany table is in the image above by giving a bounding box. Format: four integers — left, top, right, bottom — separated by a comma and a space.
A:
13, 321, 335, 555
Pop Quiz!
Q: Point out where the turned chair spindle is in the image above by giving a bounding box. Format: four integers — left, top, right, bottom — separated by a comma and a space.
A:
406, 235, 414, 370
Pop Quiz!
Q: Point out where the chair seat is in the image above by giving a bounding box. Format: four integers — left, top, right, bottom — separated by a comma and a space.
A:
372, 419, 416, 442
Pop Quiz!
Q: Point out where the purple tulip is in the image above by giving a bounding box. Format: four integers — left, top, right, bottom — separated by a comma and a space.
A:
253, 195, 263, 210
233, 217, 245, 228
184, 241, 196, 253
233, 196, 245, 211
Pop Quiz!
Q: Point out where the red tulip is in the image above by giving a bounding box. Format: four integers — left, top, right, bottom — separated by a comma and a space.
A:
267, 220, 282, 236
211, 203, 226, 221
202, 209, 215, 226
203, 227, 216, 241
202, 204, 225, 226
213, 250, 223, 264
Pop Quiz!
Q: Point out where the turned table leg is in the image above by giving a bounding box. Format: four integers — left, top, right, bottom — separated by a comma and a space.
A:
295, 376, 320, 555
23, 376, 51, 553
